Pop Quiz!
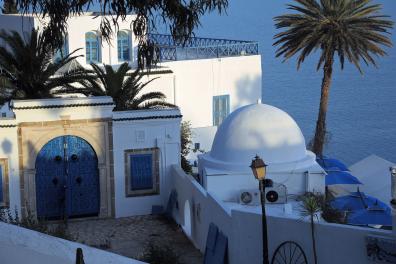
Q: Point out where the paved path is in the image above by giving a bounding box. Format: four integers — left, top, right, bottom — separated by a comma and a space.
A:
66, 215, 202, 264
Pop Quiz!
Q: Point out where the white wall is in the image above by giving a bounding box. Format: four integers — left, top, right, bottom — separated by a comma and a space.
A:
0, 15, 34, 45
112, 109, 181, 217
0, 222, 145, 264
0, 119, 19, 213
0, 14, 138, 67
171, 164, 394, 264
59, 15, 138, 67
144, 55, 262, 128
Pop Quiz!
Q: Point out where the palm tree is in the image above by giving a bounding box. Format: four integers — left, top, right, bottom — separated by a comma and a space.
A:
0, 29, 87, 103
72, 62, 175, 111
299, 194, 322, 264
273, 0, 393, 156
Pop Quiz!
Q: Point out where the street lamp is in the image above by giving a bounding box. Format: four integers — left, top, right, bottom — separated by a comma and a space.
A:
390, 166, 396, 208
250, 155, 272, 264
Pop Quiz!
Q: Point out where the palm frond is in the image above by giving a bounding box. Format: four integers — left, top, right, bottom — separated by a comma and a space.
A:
273, 0, 394, 73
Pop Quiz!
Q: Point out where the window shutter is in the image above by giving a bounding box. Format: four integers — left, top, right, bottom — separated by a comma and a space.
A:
0, 165, 3, 203
130, 154, 153, 190
213, 95, 230, 126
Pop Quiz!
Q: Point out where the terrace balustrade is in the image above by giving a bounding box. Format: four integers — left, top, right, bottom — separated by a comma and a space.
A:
148, 33, 259, 62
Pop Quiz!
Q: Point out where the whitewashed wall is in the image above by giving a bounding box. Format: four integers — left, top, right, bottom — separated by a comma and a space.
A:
171, 164, 395, 264
0, 222, 145, 264
0, 119, 19, 212
112, 109, 181, 217
143, 55, 262, 128
0, 14, 138, 67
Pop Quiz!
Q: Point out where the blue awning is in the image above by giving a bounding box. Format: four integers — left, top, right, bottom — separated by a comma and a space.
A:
326, 171, 362, 185
317, 157, 349, 171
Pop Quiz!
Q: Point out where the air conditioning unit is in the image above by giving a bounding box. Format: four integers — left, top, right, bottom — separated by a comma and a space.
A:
265, 183, 287, 204
239, 183, 287, 205
239, 189, 260, 206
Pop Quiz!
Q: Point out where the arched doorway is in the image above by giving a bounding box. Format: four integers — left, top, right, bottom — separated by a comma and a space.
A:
183, 200, 192, 237
35, 135, 100, 219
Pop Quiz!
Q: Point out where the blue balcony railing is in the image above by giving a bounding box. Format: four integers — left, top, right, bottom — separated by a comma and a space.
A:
148, 33, 259, 62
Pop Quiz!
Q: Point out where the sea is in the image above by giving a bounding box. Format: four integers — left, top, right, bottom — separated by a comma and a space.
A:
195, 0, 396, 165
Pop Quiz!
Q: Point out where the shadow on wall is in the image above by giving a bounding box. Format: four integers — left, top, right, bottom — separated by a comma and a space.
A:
235, 75, 262, 106
1, 139, 12, 155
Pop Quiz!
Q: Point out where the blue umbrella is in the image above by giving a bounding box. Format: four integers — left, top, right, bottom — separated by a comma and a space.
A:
317, 157, 349, 171
330, 192, 390, 212
326, 171, 362, 185
348, 206, 392, 226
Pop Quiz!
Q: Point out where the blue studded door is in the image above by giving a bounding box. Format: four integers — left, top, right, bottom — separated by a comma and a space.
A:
35, 136, 100, 219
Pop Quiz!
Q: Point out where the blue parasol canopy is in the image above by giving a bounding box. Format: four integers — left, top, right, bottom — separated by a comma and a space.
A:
348, 206, 392, 226
330, 192, 390, 212
317, 157, 349, 171
325, 171, 362, 185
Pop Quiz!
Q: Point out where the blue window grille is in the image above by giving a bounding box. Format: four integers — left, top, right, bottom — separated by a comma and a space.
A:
129, 153, 153, 190
213, 95, 230, 126
85, 32, 101, 63
0, 165, 3, 203
53, 36, 69, 62
117, 31, 131, 62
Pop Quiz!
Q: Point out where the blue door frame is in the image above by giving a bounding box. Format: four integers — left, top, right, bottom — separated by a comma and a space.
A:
35, 136, 100, 219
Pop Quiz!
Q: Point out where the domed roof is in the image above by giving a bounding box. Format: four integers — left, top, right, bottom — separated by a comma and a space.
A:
209, 103, 308, 167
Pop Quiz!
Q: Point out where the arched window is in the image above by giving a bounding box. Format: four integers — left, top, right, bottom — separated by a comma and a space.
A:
117, 31, 130, 62
85, 32, 100, 63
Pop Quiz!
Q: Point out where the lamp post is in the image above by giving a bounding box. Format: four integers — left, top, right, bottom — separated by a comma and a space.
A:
250, 155, 272, 264
390, 166, 396, 236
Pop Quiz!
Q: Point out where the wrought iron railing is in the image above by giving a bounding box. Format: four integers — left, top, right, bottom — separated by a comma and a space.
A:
148, 33, 259, 62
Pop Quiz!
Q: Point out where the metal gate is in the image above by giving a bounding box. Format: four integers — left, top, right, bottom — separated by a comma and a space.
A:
35, 135, 100, 219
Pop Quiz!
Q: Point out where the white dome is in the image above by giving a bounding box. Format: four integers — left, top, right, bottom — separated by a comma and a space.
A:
209, 103, 309, 167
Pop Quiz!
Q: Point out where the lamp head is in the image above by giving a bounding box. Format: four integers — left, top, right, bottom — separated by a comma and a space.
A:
250, 155, 267, 181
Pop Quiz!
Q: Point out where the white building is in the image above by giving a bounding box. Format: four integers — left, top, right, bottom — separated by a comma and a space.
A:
0, 13, 262, 158
170, 103, 396, 264
0, 97, 181, 219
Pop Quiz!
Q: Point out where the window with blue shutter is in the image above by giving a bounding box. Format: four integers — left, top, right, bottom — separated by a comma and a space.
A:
0, 165, 3, 204
117, 31, 131, 62
85, 32, 101, 63
213, 95, 230, 126
130, 154, 153, 190
125, 148, 159, 197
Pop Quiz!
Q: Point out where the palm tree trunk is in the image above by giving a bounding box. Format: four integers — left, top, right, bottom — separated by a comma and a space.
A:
311, 215, 318, 264
312, 56, 334, 156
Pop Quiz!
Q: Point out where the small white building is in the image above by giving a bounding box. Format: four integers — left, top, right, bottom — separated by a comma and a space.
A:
0, 14, 262, 158
0, 97, 181, 219
198, 103, 326, 200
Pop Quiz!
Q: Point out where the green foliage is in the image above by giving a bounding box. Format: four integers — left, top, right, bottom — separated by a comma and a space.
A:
2, 0, 18, 14
139, 243, 182, 264
274, 0, 393, 72
0, 29, 87, 103
67, 62, 175, 111
15, 0, 228, 68
0, 207, 75, 241
299, 193, 322, 220
181, 121, 193, 174
274, 0, 393, 156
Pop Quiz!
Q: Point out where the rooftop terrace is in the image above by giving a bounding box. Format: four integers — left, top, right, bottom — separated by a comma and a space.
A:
148, 33, 259, 62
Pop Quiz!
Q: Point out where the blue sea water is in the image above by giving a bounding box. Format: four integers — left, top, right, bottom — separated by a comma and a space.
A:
195, 0, 396, 165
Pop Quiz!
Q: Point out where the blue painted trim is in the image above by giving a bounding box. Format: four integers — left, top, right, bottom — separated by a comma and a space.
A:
117, 31, 131, 62
85, 32, 101, 63
212, 94, 230, 126
129, 153, 153, 190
